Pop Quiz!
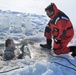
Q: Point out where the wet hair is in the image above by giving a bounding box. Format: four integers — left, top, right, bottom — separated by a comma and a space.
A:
5, 38, 13, 47
45, 4, 54, 12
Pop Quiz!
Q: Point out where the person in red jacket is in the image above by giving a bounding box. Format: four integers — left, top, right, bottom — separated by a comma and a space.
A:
40, 3, 76, 57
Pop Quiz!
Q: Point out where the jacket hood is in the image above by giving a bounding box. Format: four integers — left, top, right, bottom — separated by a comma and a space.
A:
50, 3, 60, 19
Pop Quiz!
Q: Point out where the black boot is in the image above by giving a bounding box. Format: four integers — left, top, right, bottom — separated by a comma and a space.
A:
40, 39, 52, 49
70, 46, 76, 57
18, 53, 24, 59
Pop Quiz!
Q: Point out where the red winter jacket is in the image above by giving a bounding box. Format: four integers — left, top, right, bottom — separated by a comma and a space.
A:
45, 3, 74, 41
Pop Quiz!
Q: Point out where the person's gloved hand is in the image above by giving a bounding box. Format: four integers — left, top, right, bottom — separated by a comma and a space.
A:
54, 38, 61, 44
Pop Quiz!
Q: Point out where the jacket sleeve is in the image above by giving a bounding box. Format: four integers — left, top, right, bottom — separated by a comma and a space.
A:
56, 19, 68, 40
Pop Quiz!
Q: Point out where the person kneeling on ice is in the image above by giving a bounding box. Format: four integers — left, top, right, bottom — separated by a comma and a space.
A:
40, 3, 76, 57
4, 38, 25, 60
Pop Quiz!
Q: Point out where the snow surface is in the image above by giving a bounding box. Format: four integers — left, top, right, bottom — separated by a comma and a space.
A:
0, 11, 76, 75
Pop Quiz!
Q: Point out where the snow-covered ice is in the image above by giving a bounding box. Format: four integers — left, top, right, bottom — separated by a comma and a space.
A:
0, 10, 76, 75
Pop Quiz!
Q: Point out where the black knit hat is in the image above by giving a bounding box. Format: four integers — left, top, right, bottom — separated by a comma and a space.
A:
45, 4, 54, 12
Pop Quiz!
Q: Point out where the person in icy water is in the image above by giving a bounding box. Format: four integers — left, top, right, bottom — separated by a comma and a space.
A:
40, 3, 76, 57
4, 38, 25, 60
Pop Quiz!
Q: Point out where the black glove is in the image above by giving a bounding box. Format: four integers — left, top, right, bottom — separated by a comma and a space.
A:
54, 39, 61, 44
